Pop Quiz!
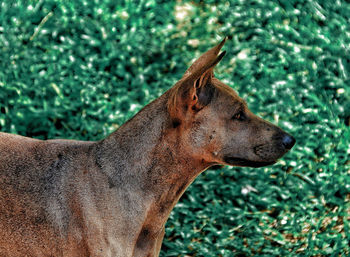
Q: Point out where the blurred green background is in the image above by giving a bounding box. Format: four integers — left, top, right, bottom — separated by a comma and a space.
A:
0, 0, 349, 256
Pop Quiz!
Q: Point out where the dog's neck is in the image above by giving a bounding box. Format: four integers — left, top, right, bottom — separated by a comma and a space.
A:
95, 92, 209, 235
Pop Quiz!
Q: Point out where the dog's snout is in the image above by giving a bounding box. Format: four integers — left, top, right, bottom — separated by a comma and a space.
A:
281, 134, 295, 150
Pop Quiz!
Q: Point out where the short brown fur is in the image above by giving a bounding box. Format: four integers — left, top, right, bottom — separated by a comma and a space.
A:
0, 38, 295, 256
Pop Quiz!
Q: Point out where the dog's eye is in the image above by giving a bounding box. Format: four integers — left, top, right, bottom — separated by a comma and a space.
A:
232, 111, 246, 121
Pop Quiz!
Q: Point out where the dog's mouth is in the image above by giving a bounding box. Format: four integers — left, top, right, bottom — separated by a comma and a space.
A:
223, 157, 275, 168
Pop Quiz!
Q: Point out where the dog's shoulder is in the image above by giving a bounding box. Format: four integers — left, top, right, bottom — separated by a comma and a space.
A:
0, 132, 94, 179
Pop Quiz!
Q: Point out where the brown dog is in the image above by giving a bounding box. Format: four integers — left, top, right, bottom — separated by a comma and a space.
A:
0, 38, 294, 256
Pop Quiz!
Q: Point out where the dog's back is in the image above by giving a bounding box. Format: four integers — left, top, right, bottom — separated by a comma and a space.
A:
0, 132, 96, 256
0, 132, 157, 257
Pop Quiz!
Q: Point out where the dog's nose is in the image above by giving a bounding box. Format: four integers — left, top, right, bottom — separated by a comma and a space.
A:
281, 134, 295, 150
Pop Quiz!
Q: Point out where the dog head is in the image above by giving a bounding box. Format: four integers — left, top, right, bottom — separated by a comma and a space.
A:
167, 38, 295, 168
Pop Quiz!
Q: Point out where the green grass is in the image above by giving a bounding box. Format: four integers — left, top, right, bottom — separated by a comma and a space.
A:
0, 0, 349, 256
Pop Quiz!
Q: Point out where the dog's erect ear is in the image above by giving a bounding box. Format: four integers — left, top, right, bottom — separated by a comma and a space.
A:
183, 37, 227, 79
168, 38, 227, 124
